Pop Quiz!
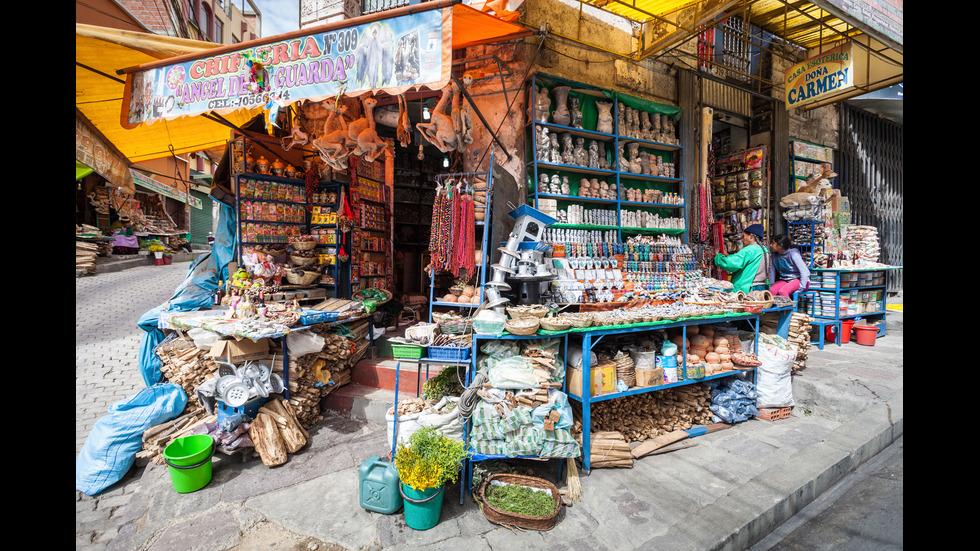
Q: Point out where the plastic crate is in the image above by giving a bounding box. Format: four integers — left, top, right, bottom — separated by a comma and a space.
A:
427, 346, 472, 362
216, 396, 267, 423
391, 344, 424, 359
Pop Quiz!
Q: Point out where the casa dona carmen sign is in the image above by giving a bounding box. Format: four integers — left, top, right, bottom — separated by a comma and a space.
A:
784, 42, 854, 109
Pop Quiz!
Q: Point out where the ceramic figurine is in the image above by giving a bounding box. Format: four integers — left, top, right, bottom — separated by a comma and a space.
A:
596, 101, 614, 134
580, 178, 592, 197
549, 136, 562, 164
572, 137, 588, 166
617, 143, 628, 171
570, 96, 583, 129
640, 111, 652, 140
561, 133, 575, 165
627, 143, 642, 174
550, 174, 561, 193
551, 86, 571, 126
539, 173, 550, 193
532, 85, 551, 122
536, 126, 550, 162
617, 102, 625, 136
256, 156, 270, 174
561, 176, 570, 195
597, 142, 609, 170
588, 140, 599, 169
639, 151, 651, 175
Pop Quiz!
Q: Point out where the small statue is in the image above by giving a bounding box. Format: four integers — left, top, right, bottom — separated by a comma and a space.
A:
549, 136, 562, 164
539, 173, 550, 193
588, 140, 600, 169
551, 86, 571, 126
639, 151, 651, 175
572, 137, 588, 166
533, 86, 551, 122
561, 176, 570, 195
570, 96, 583, 129
536, 126, 550, 161
617, 143, 628, 172
596, 101, 614, 134
597, 141, 609, 170
561, 133, 575, 165
617, 102, 625, 135
550, 174, 561, 194
627, 143, 642, 174
640, 111, 652, 140
580, 178, 592, 197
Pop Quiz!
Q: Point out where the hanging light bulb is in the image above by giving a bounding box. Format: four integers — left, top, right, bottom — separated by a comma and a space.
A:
422, 104, 430, 120
443, 156, 450, 168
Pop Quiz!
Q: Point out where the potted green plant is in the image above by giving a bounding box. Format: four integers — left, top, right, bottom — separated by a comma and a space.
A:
393, 427, 469, 530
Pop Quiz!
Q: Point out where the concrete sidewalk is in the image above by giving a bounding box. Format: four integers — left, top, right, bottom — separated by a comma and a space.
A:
102, 311, 902, 551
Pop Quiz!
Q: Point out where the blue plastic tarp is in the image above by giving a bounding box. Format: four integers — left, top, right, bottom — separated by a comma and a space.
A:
137, 201, 236, 386
75, 383, 188, 495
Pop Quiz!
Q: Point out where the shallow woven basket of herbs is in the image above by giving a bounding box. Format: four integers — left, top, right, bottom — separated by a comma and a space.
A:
477, 473, 561, 531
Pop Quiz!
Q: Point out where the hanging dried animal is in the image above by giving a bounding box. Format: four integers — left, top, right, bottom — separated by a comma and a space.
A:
454, 74, 474, 152
351, 96, 389, 163
397, 94, 412, 148
311, 103, 351, 171
282, 111, 309, 151
416, 84, 457, 153
354, 22, 395, 89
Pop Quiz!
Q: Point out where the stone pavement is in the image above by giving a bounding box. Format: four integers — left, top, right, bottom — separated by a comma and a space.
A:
76, 259, 201, 550
77, 260, 903, 551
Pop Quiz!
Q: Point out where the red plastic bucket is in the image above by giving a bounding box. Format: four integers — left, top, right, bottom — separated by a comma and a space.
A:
839, 320, 856, 343
854, 325, 878, 346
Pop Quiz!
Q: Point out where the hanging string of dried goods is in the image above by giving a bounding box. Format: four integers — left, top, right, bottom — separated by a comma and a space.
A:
429, 186, 452, 271
449, 192, 476, 279
304, 163, 319, 213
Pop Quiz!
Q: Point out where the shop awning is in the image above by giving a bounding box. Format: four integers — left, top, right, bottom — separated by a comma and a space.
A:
107, 0, 530, 136
76, 24, 259, 164
560, 0, 901, 106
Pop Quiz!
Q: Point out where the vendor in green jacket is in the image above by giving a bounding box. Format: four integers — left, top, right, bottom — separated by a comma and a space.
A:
713, 223, 771, 294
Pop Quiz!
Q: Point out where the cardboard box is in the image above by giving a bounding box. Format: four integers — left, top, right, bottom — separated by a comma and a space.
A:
209, 337, 271, 363
567, 364, 616, 397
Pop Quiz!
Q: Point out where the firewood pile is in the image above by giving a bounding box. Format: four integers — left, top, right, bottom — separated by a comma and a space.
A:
785, 313, 813, 374
138, 319, 369, 465
574, 430, 632, 469
76, 240, 99, 273
575, 384, 712, 444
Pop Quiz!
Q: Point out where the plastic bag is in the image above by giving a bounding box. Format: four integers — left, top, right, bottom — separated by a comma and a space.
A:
188, 328, 221, 351
481, 339, 521, 359
530, 390, 573, 430
417, 396, 464, 441
567, 346, 598, 370
286, 330, 325, 357
755, 340, 797, 408
488, 357, 538, 389
76, 383, 187, 496
660, 341, 678, 357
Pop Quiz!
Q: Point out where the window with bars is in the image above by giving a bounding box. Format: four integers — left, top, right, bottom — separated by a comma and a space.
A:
697, 16, 771, 85
361, 0, 412, 16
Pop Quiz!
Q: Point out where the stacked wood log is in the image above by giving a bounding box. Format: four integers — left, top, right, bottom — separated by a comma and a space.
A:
574, 430, 632, 468
577, 384, 713, 443
249, 398, 309, 466
137, 409, 215, 465
76, 240, 99, 273
156, 336, 220, 399
786, 312, 813, 375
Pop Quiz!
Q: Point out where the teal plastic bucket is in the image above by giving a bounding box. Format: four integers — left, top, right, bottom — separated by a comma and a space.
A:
399, 483, 445, 530
163, 435, 215, 493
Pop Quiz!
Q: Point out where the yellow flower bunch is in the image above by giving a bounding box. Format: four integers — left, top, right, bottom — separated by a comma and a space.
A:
394, 427, 469, 492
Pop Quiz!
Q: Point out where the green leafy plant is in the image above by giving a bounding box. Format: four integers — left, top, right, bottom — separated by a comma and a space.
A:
394, 427, 469, 491
485, 482, 556, 517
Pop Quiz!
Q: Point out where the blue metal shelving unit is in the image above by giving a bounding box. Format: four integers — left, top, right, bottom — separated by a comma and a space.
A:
427, 149, 495, 322
806, 267, 902, 339
526, 73, 687, 246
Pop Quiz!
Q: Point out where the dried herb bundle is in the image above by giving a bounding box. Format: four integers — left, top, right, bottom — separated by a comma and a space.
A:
485, 483, 555, 517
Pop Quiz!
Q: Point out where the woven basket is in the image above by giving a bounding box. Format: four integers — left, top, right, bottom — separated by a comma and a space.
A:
564, 313, 593, 328
478, 474, 562, 531
285, 269, 319, 285
290, 240, 317, 251
505, 317, 539, 336
539, 316, 571, 332
507, 305, 549, 319
290, 254, 316, 267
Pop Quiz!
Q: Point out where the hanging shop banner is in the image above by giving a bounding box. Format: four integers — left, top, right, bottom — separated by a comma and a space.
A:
130, 169, 203, 209
122, 7, 451, 127
784, 42, 854, 109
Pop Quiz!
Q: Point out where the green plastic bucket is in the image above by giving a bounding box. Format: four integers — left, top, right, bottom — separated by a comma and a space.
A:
163, 435, 215, 493
399, 483, 445, 530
